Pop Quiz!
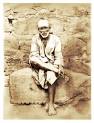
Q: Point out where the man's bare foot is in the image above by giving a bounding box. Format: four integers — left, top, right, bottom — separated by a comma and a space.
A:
48, 104, 56, 116
44, 103, 49, 112
45, 103, 58, 112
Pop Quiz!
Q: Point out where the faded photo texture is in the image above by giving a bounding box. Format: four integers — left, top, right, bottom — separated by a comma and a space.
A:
4, 3, 91, 119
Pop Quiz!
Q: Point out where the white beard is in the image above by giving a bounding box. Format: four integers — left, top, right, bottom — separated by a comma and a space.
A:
40, 32, 49, 39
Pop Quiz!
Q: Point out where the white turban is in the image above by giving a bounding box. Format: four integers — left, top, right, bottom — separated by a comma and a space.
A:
38, 19, 49, 28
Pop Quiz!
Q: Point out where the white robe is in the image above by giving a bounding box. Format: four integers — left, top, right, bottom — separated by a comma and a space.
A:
29, 34, 63, 89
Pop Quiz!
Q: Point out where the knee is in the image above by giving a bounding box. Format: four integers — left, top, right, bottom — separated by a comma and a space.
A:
47, 71, 57, 84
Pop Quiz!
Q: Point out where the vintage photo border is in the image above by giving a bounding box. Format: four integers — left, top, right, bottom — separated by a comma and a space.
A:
0, 0, 94, 122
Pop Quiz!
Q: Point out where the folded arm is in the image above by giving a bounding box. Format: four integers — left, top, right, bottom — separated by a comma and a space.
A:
29, 56, 58, 73
29, 36, 58, 73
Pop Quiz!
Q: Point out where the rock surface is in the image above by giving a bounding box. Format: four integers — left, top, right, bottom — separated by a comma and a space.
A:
9, 68, 90, 105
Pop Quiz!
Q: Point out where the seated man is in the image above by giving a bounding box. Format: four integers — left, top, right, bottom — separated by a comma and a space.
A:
29, 18, 64, 115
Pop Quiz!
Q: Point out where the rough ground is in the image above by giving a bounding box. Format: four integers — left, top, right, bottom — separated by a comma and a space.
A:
4, 87, 91, 119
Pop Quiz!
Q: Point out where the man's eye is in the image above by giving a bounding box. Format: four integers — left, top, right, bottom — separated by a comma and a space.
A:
39, 27, 49, 30
40, 27, 44, 30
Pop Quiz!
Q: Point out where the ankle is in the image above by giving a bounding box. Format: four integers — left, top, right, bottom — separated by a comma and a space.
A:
48, 102, 54, 107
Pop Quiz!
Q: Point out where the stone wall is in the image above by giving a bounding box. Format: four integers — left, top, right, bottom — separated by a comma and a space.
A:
4, 3, 91, 78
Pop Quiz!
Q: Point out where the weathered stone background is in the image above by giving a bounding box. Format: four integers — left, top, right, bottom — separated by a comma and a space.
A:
4, 3, 90, 77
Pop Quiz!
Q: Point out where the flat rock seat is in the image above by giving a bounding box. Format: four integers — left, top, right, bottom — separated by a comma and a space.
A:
9, 68, 90, 104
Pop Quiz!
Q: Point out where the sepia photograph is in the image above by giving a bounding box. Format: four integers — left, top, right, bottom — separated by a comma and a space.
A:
3, 3, 91, 119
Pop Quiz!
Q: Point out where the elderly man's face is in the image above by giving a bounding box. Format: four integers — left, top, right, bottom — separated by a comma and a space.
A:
38, 26, 50, 39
